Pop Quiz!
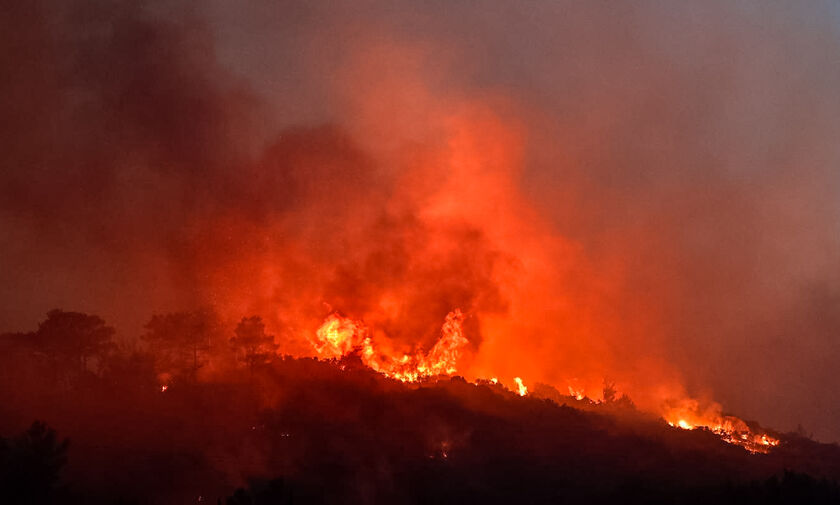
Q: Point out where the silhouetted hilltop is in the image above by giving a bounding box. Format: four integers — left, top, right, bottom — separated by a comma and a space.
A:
2, 330, 840, 503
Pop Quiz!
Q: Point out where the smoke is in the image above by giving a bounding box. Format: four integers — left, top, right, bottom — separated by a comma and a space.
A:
2, 0, 840, 440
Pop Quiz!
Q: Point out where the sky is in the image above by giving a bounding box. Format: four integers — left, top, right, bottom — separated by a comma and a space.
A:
1, 0, 839, 441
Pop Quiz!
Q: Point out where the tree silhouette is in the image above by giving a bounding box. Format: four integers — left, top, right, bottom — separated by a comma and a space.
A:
602, 380, 618, 404
0, 421, 69, 504
230, 316, 278, 374
32, 310, 115, 378
141, 309, 221, 382
101, 346, 159, 391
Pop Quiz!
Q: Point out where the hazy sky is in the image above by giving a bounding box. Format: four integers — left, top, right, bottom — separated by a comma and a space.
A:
2, 1, 839, 440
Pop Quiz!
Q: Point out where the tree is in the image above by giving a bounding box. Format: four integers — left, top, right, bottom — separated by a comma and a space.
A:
32, 310, 115, 376
601, 379, 635, 410
0, 421, 69, 504
602, 379, 618, 404
141, 309, 221, 382
230, 316, 278, 374
101, 346, 159, 392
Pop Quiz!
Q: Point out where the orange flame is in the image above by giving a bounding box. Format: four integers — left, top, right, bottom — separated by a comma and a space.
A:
416, 309, 468, 376
311, 310, 779, 453
312, 313, 367, 358
513, 377, 528, 396
664, 400, 779, 453
313, 309, 469, 382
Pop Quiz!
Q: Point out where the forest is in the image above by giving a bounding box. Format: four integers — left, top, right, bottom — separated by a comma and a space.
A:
2, 309, 840, 504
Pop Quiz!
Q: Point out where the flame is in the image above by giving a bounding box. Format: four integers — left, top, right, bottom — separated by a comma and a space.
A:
312, 310, 535, 403
312, 313, 367, 358
513, 377, 528, 396
313, 309, 469, 382
160, 384, 168, 393
420, 309, 469, 376
664, 401, 780, 453
311, 310, 780, 453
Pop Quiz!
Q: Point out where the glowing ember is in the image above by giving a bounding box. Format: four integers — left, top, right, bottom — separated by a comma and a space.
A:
514, 377, 528, 396
160, 385, 168, 393
440, 441, 451, 460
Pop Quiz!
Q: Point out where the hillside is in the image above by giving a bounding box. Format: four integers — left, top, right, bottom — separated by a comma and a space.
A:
2, 351, 839, 504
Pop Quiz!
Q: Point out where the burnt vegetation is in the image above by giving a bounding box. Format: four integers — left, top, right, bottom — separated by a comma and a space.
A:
0, 310, 839, 504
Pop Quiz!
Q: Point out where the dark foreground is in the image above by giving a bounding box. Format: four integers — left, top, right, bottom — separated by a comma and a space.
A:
2, 316, 840, 504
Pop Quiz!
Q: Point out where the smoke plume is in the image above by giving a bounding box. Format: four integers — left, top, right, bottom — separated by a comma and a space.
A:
2, 0, 839, 440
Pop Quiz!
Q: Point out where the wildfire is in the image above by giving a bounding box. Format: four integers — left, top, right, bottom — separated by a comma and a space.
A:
675, 419, 692, 430
513, 377, 528, 396
421, 309, 469, 376
312, 309, 470, 382
665, 402, 780, 453
312, 313, 367, 358
310, 310, 780, 454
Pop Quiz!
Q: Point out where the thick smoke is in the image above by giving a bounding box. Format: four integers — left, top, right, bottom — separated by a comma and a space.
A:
2, 0, 840, 440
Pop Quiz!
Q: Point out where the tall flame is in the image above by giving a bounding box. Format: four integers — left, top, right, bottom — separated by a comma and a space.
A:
417, 309, 468, 376
313, 309, 469, 382
514, 377, 528, 397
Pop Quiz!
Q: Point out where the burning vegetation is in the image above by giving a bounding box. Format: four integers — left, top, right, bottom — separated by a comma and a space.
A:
2, 0, 840, 503
308, 309, 780, 454
0, 309, 836, 504
312, 309, 469, 382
